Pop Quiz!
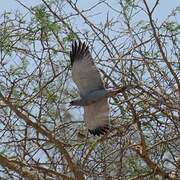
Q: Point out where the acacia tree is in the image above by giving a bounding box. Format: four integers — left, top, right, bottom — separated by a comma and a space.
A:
0, 0, 179, 179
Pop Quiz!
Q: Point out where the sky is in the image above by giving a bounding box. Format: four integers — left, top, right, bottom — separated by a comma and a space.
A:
0, 0, 179, 22
0, 0, 41, 13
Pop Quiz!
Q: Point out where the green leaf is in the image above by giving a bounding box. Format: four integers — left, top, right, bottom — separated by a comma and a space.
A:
63, 32, 77, 42
35, 6, 46, 23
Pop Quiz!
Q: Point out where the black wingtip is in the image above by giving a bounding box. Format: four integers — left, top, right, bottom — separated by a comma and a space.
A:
89, 125, 110, 136
70, 40, 89, 66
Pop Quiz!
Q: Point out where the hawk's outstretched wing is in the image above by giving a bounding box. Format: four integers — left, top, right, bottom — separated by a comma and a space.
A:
84, 99, 109, 136
70, 41, 110, 136
70, 41, 104, 97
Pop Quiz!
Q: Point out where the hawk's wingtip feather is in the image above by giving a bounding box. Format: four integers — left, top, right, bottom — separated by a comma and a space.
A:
89, 125, 110, 136
70, 40, 89, 66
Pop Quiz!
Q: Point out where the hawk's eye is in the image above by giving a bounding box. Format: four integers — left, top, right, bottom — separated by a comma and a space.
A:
70, 101, 74, 105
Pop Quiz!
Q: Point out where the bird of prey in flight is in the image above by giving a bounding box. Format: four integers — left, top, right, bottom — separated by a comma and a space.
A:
70, 41, 126, 136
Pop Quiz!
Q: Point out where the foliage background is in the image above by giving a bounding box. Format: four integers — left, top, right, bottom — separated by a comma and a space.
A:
0, 0, 179, 179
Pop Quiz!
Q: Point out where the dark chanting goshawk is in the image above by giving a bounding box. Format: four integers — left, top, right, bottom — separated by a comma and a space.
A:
70, 41, 127, 136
